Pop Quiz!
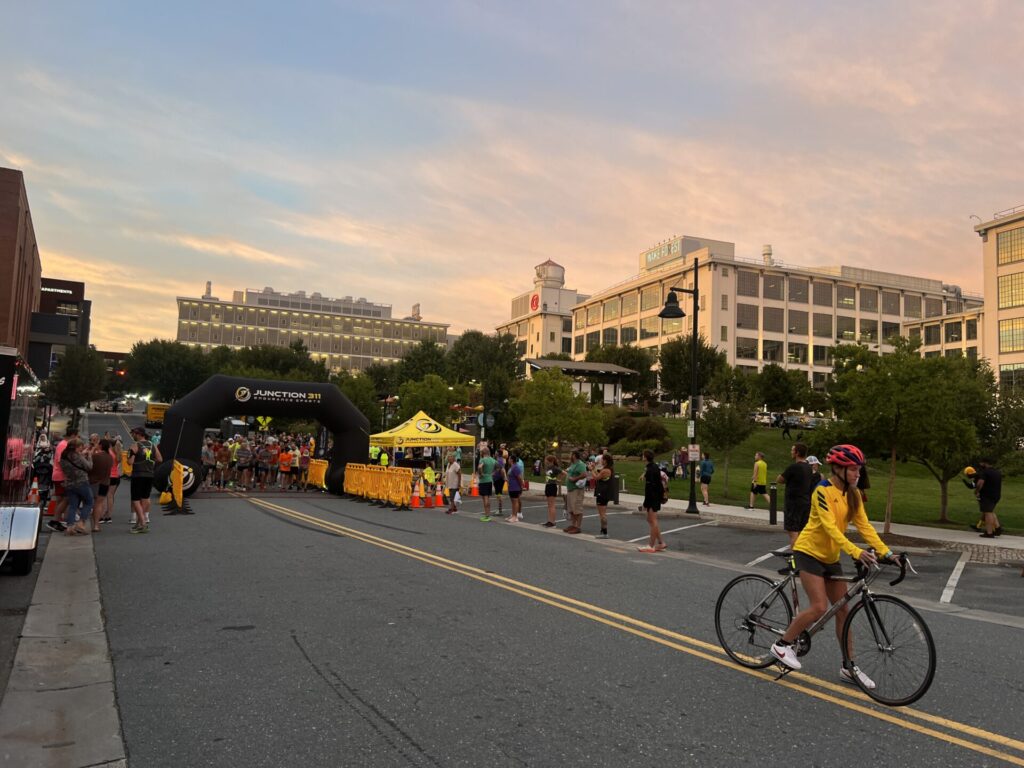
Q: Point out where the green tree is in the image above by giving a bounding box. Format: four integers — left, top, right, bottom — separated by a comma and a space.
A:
124, 340, 211, 402
363, 362, 402, 397
397, 340, 448, 385
230, 340, 329, 381
585, 344, 657, 404
43, 346, 107, 430
699, 399, 756, 497
755, 364, 795, 411
397, 374, 458, 421
657, 334, 727, 404
446, 330, 518, 384
828, 343, 881, 417
707, 365, 757, 404
512, 369, 606, 459
332, 371, 382, 431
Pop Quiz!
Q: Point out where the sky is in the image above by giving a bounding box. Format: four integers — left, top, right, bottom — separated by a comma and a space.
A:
2, 0, 1023, 352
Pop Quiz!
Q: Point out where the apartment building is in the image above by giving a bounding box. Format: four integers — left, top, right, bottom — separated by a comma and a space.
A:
975, 206, 1024, 392
176, 283, 449, 373
0, 167, 42, 357
568, 235, 980, 390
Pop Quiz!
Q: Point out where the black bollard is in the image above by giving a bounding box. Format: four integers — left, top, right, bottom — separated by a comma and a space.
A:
769, 483, 778, 526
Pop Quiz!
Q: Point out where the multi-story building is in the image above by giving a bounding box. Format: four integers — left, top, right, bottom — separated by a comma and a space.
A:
568, 235, 981, 391
496, 260, 587, 361
975, 205, 1024, 392
176, 283, 449, 372
0, 167, 42, 357
27, 278, 92, 379
902, 308, 984, 361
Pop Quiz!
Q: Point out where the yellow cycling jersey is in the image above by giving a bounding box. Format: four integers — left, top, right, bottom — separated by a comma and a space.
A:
793, 480, 891, 564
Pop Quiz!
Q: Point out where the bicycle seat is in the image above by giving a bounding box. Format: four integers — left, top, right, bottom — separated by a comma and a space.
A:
772, 549, 798, 575
771, 549, 795, 560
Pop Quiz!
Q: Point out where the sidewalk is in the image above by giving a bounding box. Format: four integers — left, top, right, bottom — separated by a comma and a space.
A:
0, 532, 126, 767
524, 487, 1024, 565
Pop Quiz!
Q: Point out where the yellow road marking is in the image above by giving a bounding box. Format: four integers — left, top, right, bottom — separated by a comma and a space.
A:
243, 496, 1024, 765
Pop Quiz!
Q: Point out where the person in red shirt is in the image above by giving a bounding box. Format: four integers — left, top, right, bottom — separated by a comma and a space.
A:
278, 447, 293, 490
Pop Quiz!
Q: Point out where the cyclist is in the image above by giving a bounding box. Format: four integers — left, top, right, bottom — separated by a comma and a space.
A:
770, 444, 894, 689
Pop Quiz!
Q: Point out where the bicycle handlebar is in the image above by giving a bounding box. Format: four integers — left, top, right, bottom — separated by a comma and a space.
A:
855, 550, 913, 587
887, 552, 909, 586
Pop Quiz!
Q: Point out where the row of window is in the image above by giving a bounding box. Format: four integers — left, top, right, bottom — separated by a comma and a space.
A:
511, 318, 574, 336
911, 318, 979, 346
733, 304, 903, 342
1001, 362, 1024, 392
178, 307, 445, 341
575, 283, 700, 329
178, 326, 412, 358
999, 317, 1024, 353
735, 340, 831, 366
998, 272, 1024, 309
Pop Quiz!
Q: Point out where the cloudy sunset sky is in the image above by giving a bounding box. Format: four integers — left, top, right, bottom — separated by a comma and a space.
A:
2, 1, 1023, 351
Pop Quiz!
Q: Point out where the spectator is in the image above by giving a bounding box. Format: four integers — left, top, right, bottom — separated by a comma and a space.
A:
777, 442, 814, 545
46, 429, 77, 533
975, 458, 1003, 538
506, 453, 524, 523
807, 456, 822, 488
562, 450, 587, 534
699, 452, 715, 506
127, 426, 161, 533
103, 436, 122, 524
592, 453, 614, 538
87, 439, 114, 532
747, 451, 770, 510
445, 452, 461, 514
60, 438, 93, 536
543, 455, 560, 528
477, 447, 496, 522
638, 449, 666, 552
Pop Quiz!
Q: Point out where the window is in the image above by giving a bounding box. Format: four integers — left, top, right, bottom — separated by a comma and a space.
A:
549, 331, 556, 343
925, 298, 943, 318
788, 343, 808, 364
813, 313, 832, 338
1001, 362, 1024, 393
909, 327, 921, 340
736, 337, 758, 360
763, 307, 784, 333
789, 278, 808, 303
904, 295, 921, 319
603, 328, 618, 345
621, 324, 638, 344
813, 282, 833, 307
563, 318, 572, 333
882, 321, 901, 342
574, 335, 584, 354
945, 321, 962, 343
700, 294, 706, 311
763, 274, 784, 300
720, 325, 728, 342
722, 267, 730, 277
562, 337, 573, 355
737, 270, 759, 297
859, 319, 878, 343
587, 305, 601, 326
762, 339, 783, 362
999, 317, 1024, 353
603, 298, 620, 321
586, 331, 600, 351
882, 291, 900, 315
788, 309, 808, 335
640, 317, 660, 340
813, 345, 832, 367
737, 303, 759, 330
997, 226, 1024, 265
837, 285, 856, 309
947, 299, 963, 314
860, 288, 878, 311
966, 346, 978, 360
836, 315, 855, 340
621, 293, 638, 316
966, 318, 978, 340
998, 272, 1024, 309
662, 317, 682, 336
945, 349, 963, 358
924, 324, 941, 345
721, 294, 728, 311
575, 312, 586, 330
812, 371, 830, 391
641, 286, 662, 311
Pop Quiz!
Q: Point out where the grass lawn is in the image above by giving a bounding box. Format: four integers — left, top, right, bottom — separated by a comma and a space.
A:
611, 422, 1021, 535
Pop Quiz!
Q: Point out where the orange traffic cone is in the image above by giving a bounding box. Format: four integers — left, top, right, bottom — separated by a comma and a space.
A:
410, 479, 422, 508
423, 479, 434, 508
26, 478, 40, 505
45, 498, 57, 516
434, 482, 444, 507
471, 474, 479, 497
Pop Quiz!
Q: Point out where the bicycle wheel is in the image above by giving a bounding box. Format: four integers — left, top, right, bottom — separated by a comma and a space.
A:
842, 595, 936, 706
715, 574, 793, 669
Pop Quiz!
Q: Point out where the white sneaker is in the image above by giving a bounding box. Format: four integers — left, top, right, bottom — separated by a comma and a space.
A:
770, 642, 802, 670
840, 664, 875, 689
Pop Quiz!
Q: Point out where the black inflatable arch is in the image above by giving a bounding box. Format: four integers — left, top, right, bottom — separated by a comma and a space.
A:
154, 375, 369, 496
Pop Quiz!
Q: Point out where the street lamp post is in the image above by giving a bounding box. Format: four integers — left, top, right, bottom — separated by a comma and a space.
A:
658, 256, 700, 514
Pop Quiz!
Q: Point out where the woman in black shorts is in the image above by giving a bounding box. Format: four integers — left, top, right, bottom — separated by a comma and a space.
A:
592, 453, 614, 539
543, 455, 560, 528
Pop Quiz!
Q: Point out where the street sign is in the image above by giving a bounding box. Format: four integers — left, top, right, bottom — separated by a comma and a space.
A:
477, 413, 495, 428
687, 420, 695, 438
688, 444, 700, 462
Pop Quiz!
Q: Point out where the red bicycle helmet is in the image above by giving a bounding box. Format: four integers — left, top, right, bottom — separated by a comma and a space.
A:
825, 444, 865, 467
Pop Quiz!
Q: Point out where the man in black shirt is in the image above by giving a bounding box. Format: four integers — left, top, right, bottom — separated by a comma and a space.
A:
975, 458, 1003, 538
777, 442, 814, 545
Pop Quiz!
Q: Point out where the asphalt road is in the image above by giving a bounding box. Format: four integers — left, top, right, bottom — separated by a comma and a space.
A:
78, 413, 1024, 766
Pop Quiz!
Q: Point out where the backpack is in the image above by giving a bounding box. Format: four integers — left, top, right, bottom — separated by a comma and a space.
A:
660, 470, 670, 504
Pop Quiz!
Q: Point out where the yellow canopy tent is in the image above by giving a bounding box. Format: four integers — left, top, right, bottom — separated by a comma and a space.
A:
369, 410, 475, 448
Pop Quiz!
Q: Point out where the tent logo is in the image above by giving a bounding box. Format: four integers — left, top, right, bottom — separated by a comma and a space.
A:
235, 386, 252, 402
415, 418, 442, 434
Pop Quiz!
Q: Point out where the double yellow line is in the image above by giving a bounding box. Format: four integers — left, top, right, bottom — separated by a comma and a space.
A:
244, 495, 1024, 766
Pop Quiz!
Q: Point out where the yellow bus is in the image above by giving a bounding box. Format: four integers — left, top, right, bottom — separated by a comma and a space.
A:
144, 402, 170, 428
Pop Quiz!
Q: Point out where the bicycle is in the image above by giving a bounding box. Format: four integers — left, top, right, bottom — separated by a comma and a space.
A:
714, 550, 936, 706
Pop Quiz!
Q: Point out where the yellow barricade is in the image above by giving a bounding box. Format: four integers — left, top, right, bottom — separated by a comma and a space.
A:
307, 459, 328, 489
343, 464, 413, 507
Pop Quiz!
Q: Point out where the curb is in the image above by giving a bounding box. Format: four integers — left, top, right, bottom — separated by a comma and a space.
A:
0, 532, 126, 767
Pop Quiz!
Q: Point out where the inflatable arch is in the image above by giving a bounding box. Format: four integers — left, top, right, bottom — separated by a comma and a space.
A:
154, 375, 369, 496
